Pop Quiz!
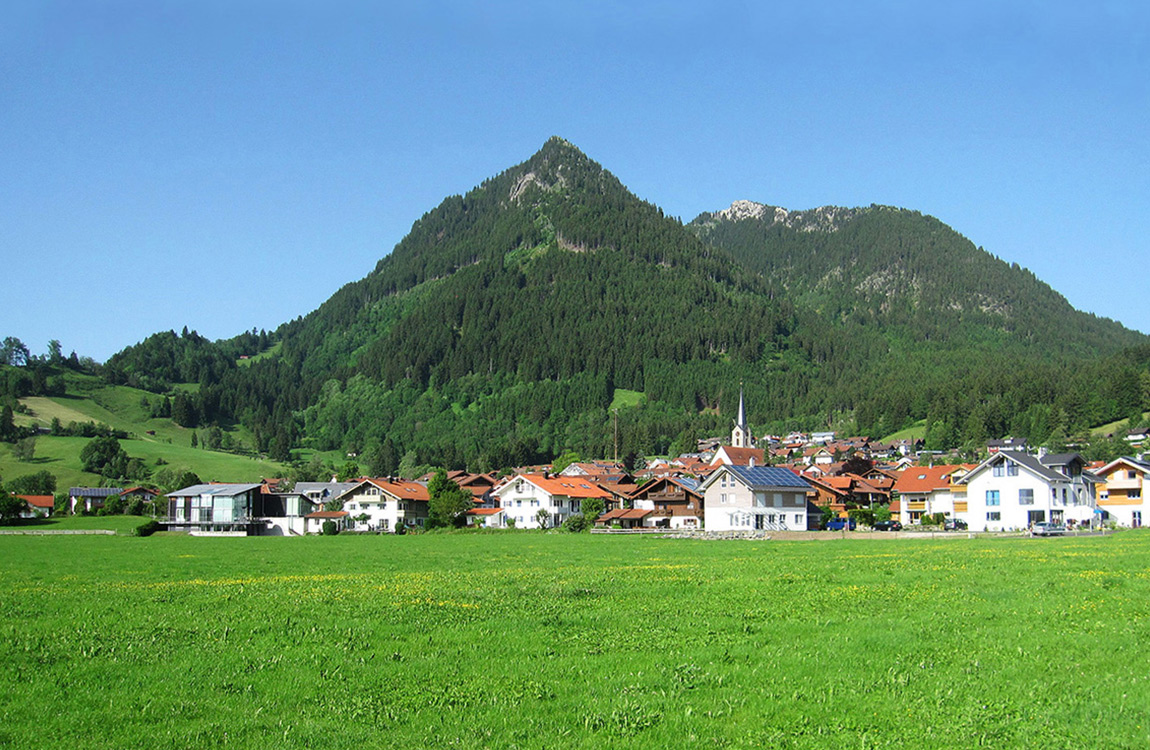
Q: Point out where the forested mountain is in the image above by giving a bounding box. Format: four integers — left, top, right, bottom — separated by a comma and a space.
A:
94, 139, 1150, 470
689, 200, 1150, 447
689, 200, 1141, 358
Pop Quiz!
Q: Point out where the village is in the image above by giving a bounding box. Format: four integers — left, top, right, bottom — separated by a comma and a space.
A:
31, 391, 1149, 538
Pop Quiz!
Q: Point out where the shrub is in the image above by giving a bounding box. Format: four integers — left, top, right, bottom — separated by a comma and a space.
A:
133, 519, 161, 537
562, 514, 591, 533
321, 520, 339, 536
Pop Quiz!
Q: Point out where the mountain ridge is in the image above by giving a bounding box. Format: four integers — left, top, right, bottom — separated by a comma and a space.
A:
94, 138, 1150, 470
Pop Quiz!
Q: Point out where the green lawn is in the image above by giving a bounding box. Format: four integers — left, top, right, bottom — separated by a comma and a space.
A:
1, 532, 1147, 748
0, 514, 153, 534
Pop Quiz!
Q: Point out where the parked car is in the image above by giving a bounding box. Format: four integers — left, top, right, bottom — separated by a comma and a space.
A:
1031, 522, 1066, 537
825, 517, 857, 531
874, 520, 902, 531
944, 518, 968, 531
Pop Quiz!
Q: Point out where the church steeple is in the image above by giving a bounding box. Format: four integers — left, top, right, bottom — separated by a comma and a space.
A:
732, 384, 750, 448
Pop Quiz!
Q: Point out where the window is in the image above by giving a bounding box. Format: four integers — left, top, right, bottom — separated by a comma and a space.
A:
1129, 470, 1138, 480
986, 490, 1000, 506
993, 463, 1004, 477
1006, 463, 1019, 477
720, 493, 728, 504
795, 514, 803, 526
1019, 489, 1034, 505
1131, 489, 1142, 500
774, 493, 783, 507
987, 511, 1001, 521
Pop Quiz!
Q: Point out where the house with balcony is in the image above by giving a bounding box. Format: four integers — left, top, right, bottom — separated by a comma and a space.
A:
954, 452, 1097, 531
165, 483, 264, 535
701, 465, 811, 531
893, 464, 974, 525
336, 477, 431, 532
492, 473, 611, 529
1094, 456, 1150, 528
628, 476, 704, 529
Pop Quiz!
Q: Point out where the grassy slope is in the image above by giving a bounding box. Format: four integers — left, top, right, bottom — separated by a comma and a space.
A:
879, 419, 928, 443
0, 532, 1146, 749
7, 374, 290, 487
609, 388, 646, 410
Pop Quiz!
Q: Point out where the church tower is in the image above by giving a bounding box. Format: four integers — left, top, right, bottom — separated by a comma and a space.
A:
731, 385, 751, 448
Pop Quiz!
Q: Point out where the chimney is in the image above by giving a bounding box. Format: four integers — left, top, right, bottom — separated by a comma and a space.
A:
749, 457, 756, 468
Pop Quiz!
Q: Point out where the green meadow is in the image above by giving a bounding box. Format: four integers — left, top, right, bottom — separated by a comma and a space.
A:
1, 532, 1148, 749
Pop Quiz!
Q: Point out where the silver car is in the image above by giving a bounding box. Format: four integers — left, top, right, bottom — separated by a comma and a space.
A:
1031, 522, 1066, 536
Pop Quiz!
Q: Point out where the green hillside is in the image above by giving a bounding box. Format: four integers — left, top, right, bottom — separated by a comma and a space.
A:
1, 369, 290, 492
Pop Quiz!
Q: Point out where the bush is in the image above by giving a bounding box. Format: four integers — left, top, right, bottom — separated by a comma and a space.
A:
562, 514, 591, 533
321, 520, 339, 536
133, 519, 161, 537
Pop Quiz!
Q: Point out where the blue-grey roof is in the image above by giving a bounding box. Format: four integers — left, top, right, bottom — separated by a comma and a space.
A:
725, 465, 810, 489
670, 476, 701, 493
69, 487, 123, 498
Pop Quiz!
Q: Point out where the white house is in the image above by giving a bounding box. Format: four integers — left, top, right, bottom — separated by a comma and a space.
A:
336, 478, 430, 532
1094, 456, 1150, 528
893, 464, 974, 526
956, 452, 1097, 532
701, 465, 811, 531
492, 474, 611, 529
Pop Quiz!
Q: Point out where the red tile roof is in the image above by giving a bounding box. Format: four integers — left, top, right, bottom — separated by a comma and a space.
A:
16, 495, 53, 509
466, 507, 503, 516
893, 465, 970, 493
360, 478, 431, 502
713, 446, 767, 465
515, 474, 612, 499
305, 510, 349, 519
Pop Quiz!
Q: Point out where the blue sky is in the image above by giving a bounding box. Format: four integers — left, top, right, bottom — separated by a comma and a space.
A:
3, 1, 1148, 361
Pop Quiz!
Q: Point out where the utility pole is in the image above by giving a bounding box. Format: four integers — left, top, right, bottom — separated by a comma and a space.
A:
613, 408, 619, 464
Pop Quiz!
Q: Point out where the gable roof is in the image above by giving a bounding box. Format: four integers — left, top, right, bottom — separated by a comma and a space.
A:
894, 465, 969, 493
494, 474, 612, 499
16, 495, 54, 509
340, 477, 430, 503
69, 487, 124, 498
305, 510, 349, 519
1097, 456, 1150, 477
960, 452, 1066, 484
702, 465, 810, 491
711, 445, 766, 466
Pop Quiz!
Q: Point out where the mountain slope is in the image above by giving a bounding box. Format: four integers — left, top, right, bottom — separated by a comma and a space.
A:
689, 201, 1144, 358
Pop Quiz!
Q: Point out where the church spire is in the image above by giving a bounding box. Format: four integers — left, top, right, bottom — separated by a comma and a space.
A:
732, 384, 750, 448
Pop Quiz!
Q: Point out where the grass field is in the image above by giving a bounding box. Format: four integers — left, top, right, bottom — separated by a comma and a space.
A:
1, 532, 1148, 748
